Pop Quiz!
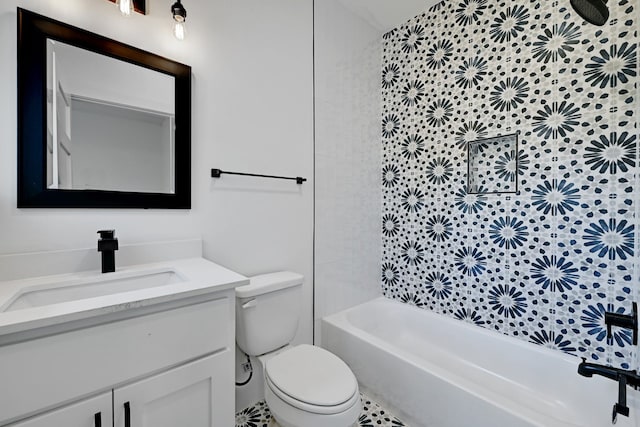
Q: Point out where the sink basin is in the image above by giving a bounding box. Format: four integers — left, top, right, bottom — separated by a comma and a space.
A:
0, 257, 248, 341
2, 269, 183, 312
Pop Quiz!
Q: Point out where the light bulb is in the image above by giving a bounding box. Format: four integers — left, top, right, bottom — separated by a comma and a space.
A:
171, 1, 187, 41
117, 0, 134, 16
173, 21, 186, 40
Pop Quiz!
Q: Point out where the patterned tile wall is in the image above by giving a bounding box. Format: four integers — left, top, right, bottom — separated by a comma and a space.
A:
381, 0, 638, 369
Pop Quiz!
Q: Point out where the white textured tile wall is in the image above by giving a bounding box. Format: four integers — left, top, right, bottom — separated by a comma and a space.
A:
314, 0, 383, 343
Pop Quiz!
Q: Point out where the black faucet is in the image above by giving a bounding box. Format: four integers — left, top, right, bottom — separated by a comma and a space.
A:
578, 359, 640, 423
605, 302, 638, 345
97, 230, 118, 273
578, 359, 640, 383
577, 303, 639, 424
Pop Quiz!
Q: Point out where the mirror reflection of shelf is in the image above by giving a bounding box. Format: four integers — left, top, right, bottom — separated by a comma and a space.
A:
65, 96, 175, 193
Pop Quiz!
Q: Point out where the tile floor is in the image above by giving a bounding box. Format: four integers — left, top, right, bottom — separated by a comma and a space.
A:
235, 393, 407, 427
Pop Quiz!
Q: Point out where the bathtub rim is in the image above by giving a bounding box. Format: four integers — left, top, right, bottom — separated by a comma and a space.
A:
322, 296, 639, 427
324, 296, 583, 363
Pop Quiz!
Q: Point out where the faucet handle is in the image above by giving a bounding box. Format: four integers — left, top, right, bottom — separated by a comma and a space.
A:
97, 230, 116, 239
613, 374, 630, 424
633, 302, 637, 344
605, 302, 638, 346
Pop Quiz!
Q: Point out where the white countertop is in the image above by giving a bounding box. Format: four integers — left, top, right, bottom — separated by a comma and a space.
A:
0, 257, 248, 339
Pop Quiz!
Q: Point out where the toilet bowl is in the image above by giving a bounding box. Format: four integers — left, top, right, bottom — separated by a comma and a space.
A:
260, 344, 361, 427
235, 272, 361, 427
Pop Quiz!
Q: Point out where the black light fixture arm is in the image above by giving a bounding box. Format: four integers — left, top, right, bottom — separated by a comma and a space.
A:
171, 0, 187, 21
211, 168, 307, 185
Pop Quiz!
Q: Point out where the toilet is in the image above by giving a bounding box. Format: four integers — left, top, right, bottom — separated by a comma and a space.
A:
235, 271, 361, 427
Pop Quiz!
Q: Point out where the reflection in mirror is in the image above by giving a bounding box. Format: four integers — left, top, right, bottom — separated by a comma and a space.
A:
46, 40, 175, 193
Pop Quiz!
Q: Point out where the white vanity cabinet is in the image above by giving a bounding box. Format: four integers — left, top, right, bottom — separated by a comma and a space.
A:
8, 392, 112, 427
113, 352, 227, 427
9, 353, 228, 427
0, 287, 239, 427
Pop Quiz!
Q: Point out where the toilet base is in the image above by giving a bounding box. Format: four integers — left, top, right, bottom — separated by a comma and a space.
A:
265, 383, 361, 427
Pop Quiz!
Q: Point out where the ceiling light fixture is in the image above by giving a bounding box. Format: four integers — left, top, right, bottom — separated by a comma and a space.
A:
171, 0, 187, 40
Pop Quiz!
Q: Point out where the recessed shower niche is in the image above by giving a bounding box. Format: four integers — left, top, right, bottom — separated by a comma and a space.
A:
467, 133, 518, 194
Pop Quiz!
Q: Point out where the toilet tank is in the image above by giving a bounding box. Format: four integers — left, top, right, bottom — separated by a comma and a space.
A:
236, 271, 304, 356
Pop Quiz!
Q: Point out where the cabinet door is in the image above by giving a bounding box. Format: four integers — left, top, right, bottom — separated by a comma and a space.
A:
114, 351, 233, 427
8, 392, 112, 427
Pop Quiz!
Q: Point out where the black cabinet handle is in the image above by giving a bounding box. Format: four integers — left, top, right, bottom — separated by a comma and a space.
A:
94, 412, 102, 427
124, 402, 131, 427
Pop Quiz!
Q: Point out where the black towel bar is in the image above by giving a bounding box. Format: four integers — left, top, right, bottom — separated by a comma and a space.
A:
211, 168, 306, 184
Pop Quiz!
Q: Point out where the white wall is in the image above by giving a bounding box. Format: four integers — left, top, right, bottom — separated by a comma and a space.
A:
337, 0, 439, 32
313, 0, 382, 343
0, 0, 313, 408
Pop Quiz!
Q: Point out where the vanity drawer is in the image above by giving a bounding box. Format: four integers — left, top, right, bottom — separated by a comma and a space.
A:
0, 295, 232, 425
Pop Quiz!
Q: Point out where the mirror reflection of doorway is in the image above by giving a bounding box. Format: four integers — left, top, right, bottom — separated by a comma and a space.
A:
46, 39, 175, 194
46, 39, 72, 190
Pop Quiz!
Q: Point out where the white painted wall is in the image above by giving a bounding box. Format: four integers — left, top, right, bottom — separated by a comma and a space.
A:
337, 0, 440, 32
313, 0, 383, 343
0, 0, 313, 409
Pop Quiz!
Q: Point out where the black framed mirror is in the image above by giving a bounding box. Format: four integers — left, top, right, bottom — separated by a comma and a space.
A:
18, 8, 191, 208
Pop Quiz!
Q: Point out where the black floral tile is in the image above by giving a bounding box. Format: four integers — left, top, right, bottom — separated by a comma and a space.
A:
235, 393, 407, 427
359, 395, 407, 426
380, 0, 639, 370
235, 400, 271, 427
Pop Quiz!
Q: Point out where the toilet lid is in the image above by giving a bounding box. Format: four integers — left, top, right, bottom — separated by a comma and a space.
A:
265, 344, 358, 407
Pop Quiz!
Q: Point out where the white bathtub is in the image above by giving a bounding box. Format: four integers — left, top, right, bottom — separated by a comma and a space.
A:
322, 297, 640, 427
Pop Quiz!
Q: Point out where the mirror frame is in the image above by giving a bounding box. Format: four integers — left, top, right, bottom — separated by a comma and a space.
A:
17, 8, 191, 209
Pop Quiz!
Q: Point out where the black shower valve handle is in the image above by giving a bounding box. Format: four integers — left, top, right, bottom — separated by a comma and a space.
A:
605, 302, 638, 346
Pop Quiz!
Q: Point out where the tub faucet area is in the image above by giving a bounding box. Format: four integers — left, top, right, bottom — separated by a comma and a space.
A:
577, 302, 639, 423
605, 302, 638, 345
578, 359, 640, 423
577, 360, 640, 383
97, 229, 118, 273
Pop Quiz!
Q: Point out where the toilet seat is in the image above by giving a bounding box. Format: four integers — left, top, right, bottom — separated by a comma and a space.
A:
266, 375, 360, 415
264, 344, 359, 415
